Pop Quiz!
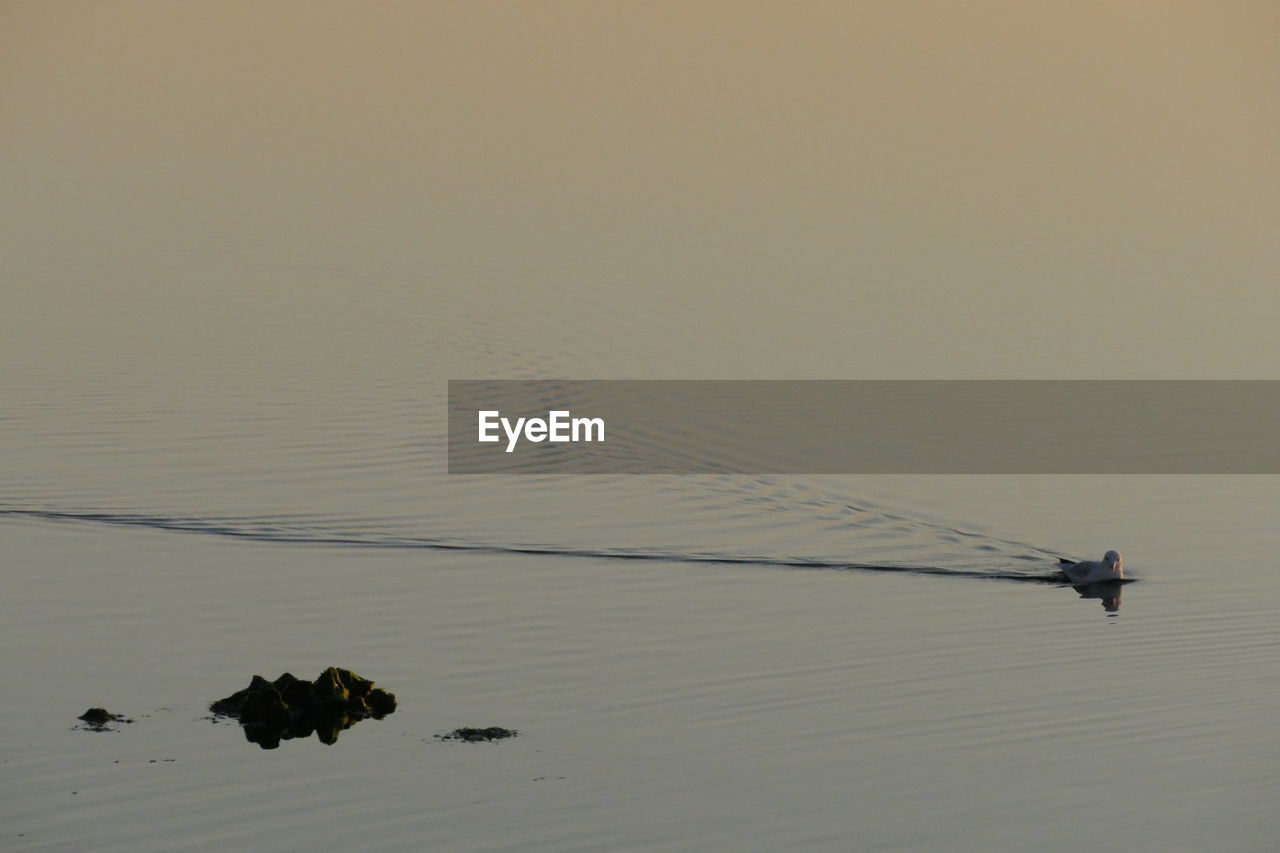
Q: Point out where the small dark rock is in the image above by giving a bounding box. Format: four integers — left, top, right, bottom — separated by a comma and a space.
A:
79, 708, 113, 725
436, 727, 518, 743
76, 708, 132, 731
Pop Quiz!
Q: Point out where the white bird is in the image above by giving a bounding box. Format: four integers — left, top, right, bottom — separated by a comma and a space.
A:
1059, 550, 1124, 583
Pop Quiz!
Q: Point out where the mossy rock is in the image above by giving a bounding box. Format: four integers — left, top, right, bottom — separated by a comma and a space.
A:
210, 668, 397, 749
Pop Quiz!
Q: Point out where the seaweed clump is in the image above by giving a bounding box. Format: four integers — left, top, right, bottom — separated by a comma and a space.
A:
210, 667, 397, 749
436, 726, 518, 743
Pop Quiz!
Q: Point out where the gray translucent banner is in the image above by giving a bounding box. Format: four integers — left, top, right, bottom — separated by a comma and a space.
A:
448, 380, 1280, 474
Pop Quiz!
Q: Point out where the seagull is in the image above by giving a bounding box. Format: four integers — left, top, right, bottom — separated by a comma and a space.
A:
1059, 550, 1123, 583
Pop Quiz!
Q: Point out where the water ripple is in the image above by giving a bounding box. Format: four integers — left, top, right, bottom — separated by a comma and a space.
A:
0, 503, 1089, 584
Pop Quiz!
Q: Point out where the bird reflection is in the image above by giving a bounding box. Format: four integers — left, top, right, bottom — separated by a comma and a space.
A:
1071, 580, 1123, 613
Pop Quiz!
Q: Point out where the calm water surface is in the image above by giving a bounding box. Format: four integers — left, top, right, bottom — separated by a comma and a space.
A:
6, 364, 1279, 852
4, 479, 1280, 852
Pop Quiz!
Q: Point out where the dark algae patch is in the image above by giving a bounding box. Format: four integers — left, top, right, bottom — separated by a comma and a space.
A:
209, 667, 397, 749
76, 708, 134, 732
436, 727, 518, 743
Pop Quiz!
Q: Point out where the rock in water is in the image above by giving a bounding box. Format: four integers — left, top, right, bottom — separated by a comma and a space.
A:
76, 708, 133, 731
209, 668, 397, 749
436, 727, 518, 743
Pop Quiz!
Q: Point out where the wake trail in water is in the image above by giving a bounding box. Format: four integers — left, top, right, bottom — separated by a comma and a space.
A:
0, 505, 1075, 584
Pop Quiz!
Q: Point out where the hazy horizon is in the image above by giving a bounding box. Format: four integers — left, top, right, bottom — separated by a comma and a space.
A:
4, 1, 1278, 380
